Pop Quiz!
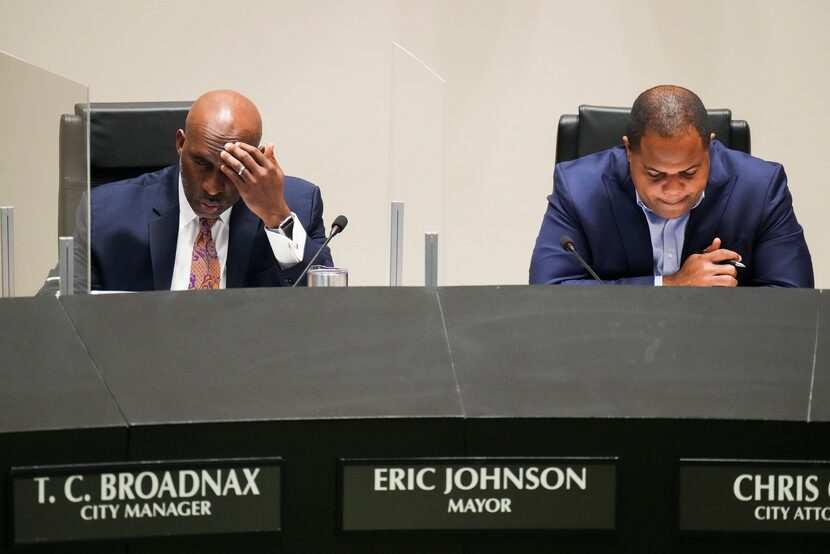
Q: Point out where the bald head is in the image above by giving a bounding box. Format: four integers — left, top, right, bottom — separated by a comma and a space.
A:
175, 90, 264, 219
185, 89, 262, 148
626, 85, 710, 151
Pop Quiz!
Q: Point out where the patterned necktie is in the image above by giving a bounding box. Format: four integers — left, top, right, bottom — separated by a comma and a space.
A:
189, 217, 220, 290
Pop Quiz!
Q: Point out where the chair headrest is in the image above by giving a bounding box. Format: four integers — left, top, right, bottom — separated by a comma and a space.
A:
76, 101, 192, 170
576, 105, 734, 156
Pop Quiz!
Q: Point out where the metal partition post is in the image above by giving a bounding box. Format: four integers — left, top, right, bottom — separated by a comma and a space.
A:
1, 207, 14, 297
58, 236, 74, 296
390, 201, 404, 286
425, 233, 438, 288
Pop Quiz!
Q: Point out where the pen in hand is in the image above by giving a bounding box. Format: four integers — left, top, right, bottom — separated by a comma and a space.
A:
719, 259, 746, 268
693, 249, 746, 269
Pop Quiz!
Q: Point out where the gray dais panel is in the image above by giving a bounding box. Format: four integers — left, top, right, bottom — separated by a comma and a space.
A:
809, 290, 830, 422
0, 296, 125, 433
439, 286, 818, 420
60, 287, 461, 424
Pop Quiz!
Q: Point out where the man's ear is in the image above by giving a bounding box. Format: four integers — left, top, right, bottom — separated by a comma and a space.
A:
175, 129, 185, 156
709, 132, 716, 144
623, 135, 632, 161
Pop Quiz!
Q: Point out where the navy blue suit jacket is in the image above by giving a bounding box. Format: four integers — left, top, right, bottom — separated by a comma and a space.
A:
90, 165, 332, 291
529, 141, 813, 287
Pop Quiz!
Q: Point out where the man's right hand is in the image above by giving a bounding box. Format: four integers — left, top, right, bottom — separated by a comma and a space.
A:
663, 238, 741, 287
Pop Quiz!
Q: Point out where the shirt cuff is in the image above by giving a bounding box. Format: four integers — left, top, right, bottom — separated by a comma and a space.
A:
264, 212, 307, 268
654, 275, 663, 286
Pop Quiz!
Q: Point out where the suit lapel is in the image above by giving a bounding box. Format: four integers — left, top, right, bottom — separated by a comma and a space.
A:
226, 202, 260, 288
607, 168, 653, 276
148, 167, 180, 290
682, 142, 736, 259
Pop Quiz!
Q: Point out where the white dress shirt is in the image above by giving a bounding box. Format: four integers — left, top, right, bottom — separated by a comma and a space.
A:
170, 172, 308, 290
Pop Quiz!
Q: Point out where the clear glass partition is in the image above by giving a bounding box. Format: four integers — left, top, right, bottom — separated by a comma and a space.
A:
0, 50, 89, 296
388, 42, 447, 286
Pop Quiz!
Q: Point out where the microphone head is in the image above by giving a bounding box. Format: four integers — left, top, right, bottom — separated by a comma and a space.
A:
559, 235, 575, 251
332, 215, 348, 233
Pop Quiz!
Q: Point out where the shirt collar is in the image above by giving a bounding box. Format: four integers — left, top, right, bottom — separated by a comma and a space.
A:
635, 189, 705, 218
177, 167, 232, 227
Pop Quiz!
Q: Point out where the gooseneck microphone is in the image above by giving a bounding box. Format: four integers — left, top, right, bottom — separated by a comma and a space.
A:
292, 215, 348, 287
330, 215, 349, 235
559, 235, 605, 285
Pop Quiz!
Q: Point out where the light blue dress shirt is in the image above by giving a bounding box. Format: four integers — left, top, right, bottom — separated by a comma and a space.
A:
635, 191, 705, 286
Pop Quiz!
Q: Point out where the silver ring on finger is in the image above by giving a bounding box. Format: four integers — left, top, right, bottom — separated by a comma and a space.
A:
237, 165, 246, 177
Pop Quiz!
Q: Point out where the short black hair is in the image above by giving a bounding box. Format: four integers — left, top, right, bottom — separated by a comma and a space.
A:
626, 85, 710, 151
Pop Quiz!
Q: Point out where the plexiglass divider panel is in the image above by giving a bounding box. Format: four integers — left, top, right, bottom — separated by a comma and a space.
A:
388, 42, 446, 286
0, 50, 89, 296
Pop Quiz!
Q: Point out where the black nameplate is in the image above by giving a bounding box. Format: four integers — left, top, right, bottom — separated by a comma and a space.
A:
340, 457, 616, 531
9, 458, 281, 544
680, 459, 830, 533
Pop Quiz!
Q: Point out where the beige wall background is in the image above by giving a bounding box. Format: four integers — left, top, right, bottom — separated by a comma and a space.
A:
1, 0, 827, 289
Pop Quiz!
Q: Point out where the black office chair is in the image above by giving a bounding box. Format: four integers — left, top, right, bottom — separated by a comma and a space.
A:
58, 101, 191, 235
41, 102, 192, 295
554, 105, 751, 165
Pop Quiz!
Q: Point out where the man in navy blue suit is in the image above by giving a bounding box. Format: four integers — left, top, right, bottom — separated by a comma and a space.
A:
530, 85, 813, 287
91, 89, 332, 291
